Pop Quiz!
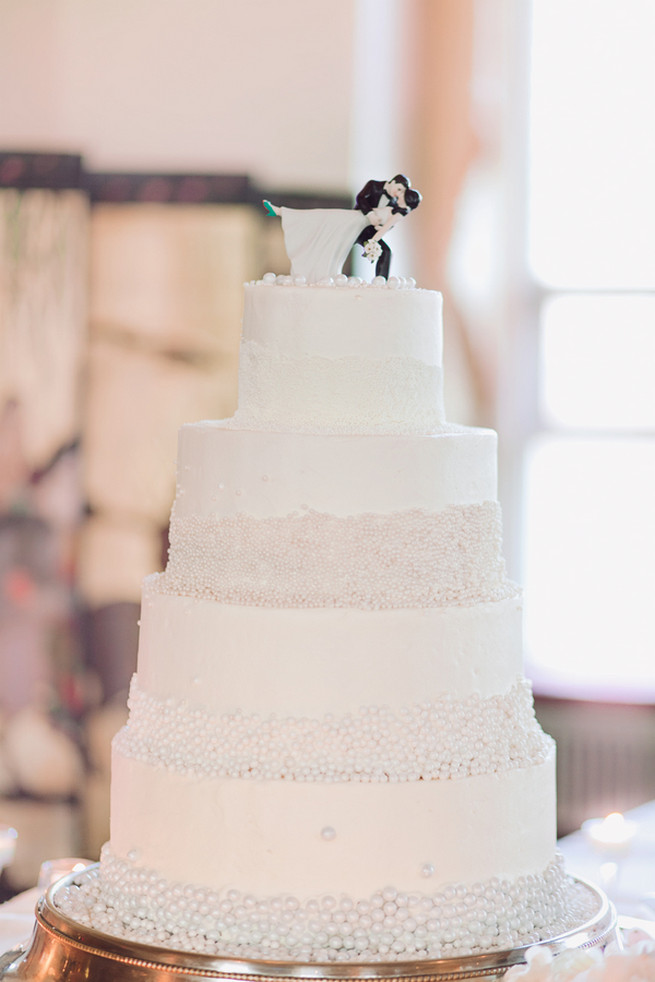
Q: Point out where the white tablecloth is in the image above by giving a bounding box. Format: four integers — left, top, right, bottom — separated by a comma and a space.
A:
0, 888, 40, 956
2, 801, 655, 957
557, 798, 655, 920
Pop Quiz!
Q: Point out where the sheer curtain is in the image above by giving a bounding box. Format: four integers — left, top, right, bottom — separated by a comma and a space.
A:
404, 0, 492, 428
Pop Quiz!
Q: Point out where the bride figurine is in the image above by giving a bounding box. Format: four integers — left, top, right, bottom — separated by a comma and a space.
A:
263, 175, 421, 283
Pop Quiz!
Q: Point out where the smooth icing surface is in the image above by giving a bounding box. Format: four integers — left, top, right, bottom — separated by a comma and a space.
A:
241, 283, 442, 362
174, 424, 497, 519
136, 582, 524, 713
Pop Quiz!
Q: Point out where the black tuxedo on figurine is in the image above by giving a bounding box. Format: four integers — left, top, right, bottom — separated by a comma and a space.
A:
354, 176, 415, 279
354, 181, 394, 278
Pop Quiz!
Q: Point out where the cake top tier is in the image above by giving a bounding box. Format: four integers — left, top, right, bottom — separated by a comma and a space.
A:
232, 277, 447, 435
243, 276, 442, 363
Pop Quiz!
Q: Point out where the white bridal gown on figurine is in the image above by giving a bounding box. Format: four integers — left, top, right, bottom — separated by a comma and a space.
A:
279, 207, 369, 283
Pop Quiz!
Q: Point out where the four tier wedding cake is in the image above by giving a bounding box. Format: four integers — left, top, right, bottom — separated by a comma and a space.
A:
59, 272, 593, 961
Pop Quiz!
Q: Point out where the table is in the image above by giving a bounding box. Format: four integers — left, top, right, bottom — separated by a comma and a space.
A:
0, 888, 39, 955
557, 798, 655, 920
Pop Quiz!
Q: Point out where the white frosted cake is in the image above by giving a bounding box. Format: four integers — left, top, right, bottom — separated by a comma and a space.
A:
60, 274, 592, 961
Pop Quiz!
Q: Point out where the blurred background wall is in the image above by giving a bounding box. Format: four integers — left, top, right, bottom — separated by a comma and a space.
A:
0, 0, 653, 889
0, 0, 417, 192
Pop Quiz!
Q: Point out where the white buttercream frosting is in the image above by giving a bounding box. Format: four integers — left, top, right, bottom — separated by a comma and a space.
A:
136, 585, 524, 715
174, 423, 498, 518
99, 280, 565, 962
242, 280, 441, 362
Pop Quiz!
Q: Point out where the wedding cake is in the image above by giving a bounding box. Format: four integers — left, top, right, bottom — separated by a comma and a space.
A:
60, 273, 592, 962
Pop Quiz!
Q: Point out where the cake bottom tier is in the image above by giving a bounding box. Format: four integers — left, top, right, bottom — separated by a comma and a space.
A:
76, 748, 598, 960
109, 751, 558, 897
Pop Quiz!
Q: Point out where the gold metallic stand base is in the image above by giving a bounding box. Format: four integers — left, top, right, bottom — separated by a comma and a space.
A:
0, 866, 618, 982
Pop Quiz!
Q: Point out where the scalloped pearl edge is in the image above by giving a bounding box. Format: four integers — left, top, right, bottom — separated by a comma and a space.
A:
249, 272, 418, 290
55, 848, 598, 963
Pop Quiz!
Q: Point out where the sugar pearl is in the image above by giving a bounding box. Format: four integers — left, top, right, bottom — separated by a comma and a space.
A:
56, 849, 595, 964
253, 276, 417, 292
117, 677, 550, 784
162, 504, 518, 611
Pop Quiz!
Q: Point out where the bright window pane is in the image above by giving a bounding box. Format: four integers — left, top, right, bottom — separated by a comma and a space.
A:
528, 0, 655, 289
523, 436, 655, 700
539, 295, 655, 430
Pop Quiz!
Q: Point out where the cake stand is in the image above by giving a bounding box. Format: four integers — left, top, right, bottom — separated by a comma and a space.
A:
0, 866, 618, 982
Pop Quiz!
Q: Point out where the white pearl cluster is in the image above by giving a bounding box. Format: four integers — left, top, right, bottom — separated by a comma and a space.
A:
163, 503, 518, 610
56, 849, 597, 963
253, 272, 418, 290
116, 677, 551, 783
232, 341, 445, 436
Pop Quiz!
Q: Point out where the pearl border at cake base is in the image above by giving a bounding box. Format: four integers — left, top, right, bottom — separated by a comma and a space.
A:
0, 866, 618, 982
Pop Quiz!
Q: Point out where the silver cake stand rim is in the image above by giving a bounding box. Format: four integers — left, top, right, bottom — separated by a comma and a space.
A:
1, 864, 618, 981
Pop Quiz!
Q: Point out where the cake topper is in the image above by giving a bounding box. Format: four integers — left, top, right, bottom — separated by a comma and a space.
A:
263, 174, 421, 284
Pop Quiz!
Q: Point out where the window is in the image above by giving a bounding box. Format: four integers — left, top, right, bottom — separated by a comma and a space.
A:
521, 0, 655, 699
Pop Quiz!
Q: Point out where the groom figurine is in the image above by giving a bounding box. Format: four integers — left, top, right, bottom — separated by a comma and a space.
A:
354, 174, 413, 279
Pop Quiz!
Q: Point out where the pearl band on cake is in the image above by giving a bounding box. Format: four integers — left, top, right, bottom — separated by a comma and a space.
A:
116, 676, 551, 783
163, 504, 518, 610
233, 343, 445, 434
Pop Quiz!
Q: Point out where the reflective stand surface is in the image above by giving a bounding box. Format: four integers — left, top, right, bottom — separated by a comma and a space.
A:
0, 866, 618, 982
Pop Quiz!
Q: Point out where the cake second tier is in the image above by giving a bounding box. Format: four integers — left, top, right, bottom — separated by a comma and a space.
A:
164, 422, 518, 609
